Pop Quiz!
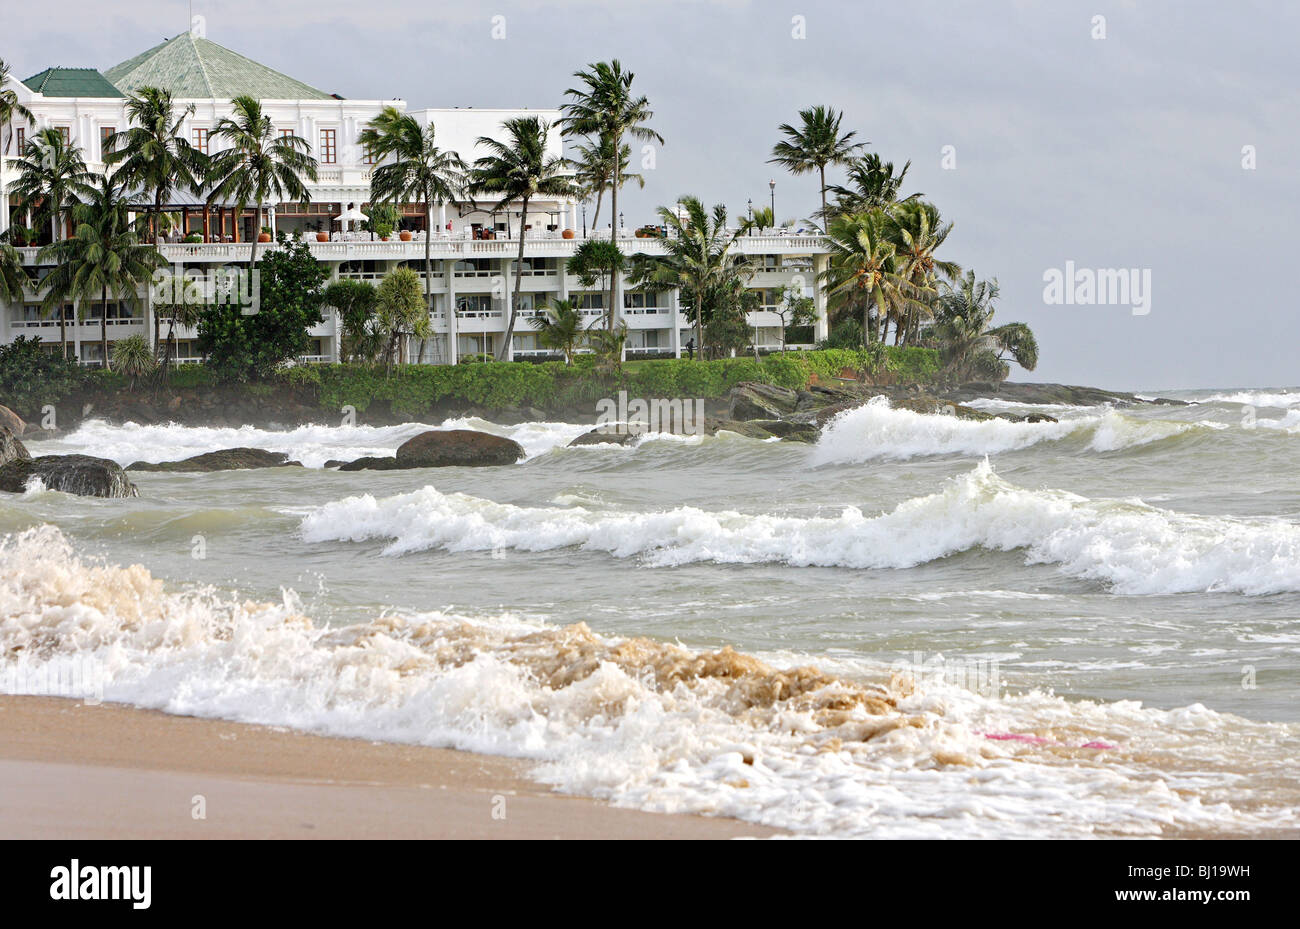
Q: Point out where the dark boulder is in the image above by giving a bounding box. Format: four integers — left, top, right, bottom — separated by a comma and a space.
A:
337, 456, 405, 471
569, 428, 639, 447
0, 454, 138, 497
728, 382, 801, 421
395, 429, 524, 467
127, 447, 302, 472
0, 405, 25, 436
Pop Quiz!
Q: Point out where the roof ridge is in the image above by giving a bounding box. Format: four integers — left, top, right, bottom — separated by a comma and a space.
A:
187, 32, 216, 99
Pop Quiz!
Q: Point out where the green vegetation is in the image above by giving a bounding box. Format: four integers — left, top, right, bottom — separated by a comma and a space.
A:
195, 234, 326, 381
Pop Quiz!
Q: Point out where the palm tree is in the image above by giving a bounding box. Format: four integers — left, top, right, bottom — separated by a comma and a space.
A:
821, 211, 928, 345
0, 241, 28, 303
566, 238, 625, 329
824, 153, 919, 219
152, 272, 205, 377
568, 131, 642, 232
769, 105, 864, 230
0, 58, 33, 157
37, 176, 166, 367
11, 127, 94, 244
112, 334, 156, 387
741, 205, 776, 235
206, 96, 318, 270
559, 61, 663, 329
1, 58, 34, 241
529, 298, 588, 365
929, 272, 1038, 381
103, 87, 207, 244
360, 107, 466, 349
885, 200, 961, 345
467, 116, 574, 360
627, 196, 745, 353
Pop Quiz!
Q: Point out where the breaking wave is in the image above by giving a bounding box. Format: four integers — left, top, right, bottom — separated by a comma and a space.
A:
301, 460, 1300, 596
2, 524, 1295, 838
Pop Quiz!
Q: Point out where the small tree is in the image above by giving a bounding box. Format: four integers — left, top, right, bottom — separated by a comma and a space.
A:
323, 280, 380, 363
112, 334, 156, 388
566, 239, 625, 330
588, 323, 627, 378
375, 267, 427, 369
773, 284, 816, 351
529, 298, 588, 365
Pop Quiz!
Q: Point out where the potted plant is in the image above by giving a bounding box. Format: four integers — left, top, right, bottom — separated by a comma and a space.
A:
562, 228, 575, 239
365, 204, 400, 242
184, 233, 203, 244
399, 228, 413, 242
9, 225, 31, 247
258, 225, 273, 243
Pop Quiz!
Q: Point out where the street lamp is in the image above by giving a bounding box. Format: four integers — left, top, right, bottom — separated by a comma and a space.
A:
747, 198, 753, 220
769, 179, 775, 219
582, 203, 587, 238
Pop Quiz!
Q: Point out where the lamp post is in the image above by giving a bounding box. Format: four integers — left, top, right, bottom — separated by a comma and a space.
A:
747, 198, 753, 220
769, 179, 775, 220
582, 203, 587, 238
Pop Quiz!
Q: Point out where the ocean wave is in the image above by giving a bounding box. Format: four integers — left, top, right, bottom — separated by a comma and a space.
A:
2, 524, 1294, 838
35, 417, 590, 468
1199, 389, 1300, 409
301, 460, 1300, 595
810, 398, 1232, 462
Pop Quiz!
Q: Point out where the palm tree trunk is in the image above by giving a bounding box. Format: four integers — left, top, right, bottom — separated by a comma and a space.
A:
100, 286, 109, 369
496, 195, 529, 361
694, 287, 703, 356
249, 203, 260, 271
591, 189, 603, 232
819, 165, 828, 230
608, 165, 618, 331
424, 200, 434, 364
154, 189, 163, 243
59, 307, 68, 360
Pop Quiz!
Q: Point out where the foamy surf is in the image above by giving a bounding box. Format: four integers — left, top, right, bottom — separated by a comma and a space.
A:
2, 524, 1294, 838
301, 460, 1300, 595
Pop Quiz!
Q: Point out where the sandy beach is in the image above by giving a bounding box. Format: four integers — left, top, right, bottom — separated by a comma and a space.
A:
0, 696, 775, 839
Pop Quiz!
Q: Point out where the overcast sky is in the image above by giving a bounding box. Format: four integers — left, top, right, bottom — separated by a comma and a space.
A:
7, 0, 1296, 389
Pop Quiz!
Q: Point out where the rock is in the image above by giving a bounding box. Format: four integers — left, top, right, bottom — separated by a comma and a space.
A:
0, 405, 25, 436
337, 456, 405, 471
322, 459, 346, 469
0, 426, 30, 465
0, 454, 138, 497
728, 382, 800, 420
706, 419, 779, 440
127, 447, 302, 472
940, 382, 1185, 407
395, 429, 524, 467
749, 420, 820, 443
569, 428, 639, 447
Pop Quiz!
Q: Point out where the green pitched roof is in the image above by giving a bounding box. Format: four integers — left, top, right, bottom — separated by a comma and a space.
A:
104, 33, 335, 100
21, 67, 124, 98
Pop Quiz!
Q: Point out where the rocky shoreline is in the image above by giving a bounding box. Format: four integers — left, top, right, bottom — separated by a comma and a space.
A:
0, 381, 1183, 496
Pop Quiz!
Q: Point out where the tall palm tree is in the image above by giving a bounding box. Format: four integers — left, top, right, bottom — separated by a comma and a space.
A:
360, 107, 466, 352
559, 61, 663, 329
467, 116, 574, 361
769, 105, 864, 230
0, 58, 33, 157
821, 211, 928, 345
38, 176, 165, 367
11, 127, 94, 244
885, 200, 960, 344
568, 131, 642, 232
566, 237, 625, 329
103, 87, 207, 243
206, 96, 318, 270
1, 58, 34, 242
627, 196, 745, 353
529, 298, 588, 365
824, 153, 918, 220
0, 241, 28, 303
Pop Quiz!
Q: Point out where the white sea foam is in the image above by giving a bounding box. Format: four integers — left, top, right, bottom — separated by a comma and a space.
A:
301, 460, 1300, 595
2, 524, 1294, 838
37, 417, 590, 468
1200, 389, 1300, 409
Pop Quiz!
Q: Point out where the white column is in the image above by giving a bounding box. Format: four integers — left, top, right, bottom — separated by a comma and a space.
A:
812, 254, 829, 342
444, 258, 458, 364
438, 202, 447, 231
670, 289, 681, 357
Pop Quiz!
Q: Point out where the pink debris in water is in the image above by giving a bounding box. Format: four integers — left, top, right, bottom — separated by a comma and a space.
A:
1079, 740, 1117, 750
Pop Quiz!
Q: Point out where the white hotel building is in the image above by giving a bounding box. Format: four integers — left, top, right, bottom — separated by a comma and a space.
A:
1, 31, 830, 365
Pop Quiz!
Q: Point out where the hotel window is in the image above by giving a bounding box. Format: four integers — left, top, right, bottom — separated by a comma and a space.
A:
319, 129, 336, 164
15, 127, 24, 151
100, 126, 115, 157
192, 127, 210, 155
56, 126, 70, 143
280, 128, 294, 138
